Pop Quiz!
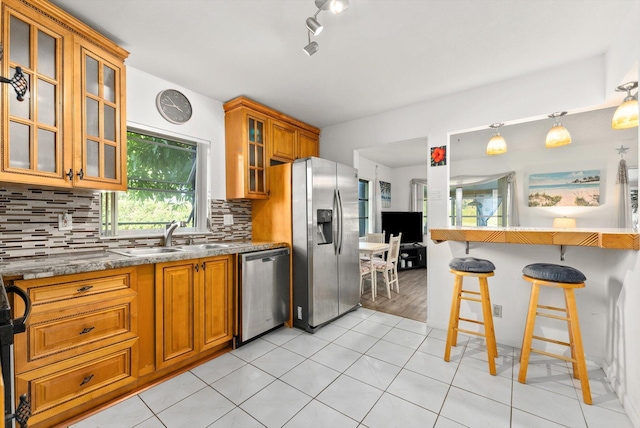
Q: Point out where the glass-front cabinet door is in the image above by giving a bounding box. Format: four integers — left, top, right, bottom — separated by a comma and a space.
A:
1, 0, 127, 190
1, 7, 70, 187
74, 43, 126, 190
246, 114, 267, 197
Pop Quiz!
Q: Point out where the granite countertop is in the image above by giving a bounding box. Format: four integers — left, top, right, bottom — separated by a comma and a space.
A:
0, 241, 288, 279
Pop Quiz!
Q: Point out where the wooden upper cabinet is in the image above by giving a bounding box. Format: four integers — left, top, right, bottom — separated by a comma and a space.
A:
224, 96, 320, 199
74, 40, 127, 190
270, 119, 297, 163
298, 130, 319, 159
0, 0, 128, 190
224, 105, 269, 199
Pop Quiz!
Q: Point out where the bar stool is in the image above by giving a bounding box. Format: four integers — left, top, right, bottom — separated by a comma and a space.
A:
444, 257, 498, 375
518, 263, 592, 405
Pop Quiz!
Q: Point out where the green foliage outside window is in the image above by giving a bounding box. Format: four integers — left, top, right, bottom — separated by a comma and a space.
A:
116, 131, 197, 230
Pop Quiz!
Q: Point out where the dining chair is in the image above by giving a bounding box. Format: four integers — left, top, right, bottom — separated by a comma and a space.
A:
361, 231, 386, 263
372, 233, 402, 298
359, 258, 374, 299
365, 232, 385, 243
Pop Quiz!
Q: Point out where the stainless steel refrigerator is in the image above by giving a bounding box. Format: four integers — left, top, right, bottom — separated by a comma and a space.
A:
292, 157, 360, 333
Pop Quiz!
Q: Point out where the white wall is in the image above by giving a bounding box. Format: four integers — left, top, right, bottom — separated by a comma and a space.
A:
126, 67, 226, 200
319, 6, 640, 424
391, 165, 428, 212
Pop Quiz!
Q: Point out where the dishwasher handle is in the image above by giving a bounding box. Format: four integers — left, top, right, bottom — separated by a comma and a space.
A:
241, 248, 290, 263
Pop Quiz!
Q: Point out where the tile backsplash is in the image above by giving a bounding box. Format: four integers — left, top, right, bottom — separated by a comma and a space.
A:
0, 184, 252, 261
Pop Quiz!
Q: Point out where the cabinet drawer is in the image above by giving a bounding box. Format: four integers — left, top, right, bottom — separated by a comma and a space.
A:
30, 300, 133, 361
15, 268, 134, 306
16, 339, 138, 426
16, 292, 137, 373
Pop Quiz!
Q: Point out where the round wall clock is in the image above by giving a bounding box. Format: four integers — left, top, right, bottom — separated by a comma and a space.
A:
156, 89, 192, 124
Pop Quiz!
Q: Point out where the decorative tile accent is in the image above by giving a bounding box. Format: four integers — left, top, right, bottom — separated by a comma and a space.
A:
0, 184, 253, 261
208, 199, 252, 242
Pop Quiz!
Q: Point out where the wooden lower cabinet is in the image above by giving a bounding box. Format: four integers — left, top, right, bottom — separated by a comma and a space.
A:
155, 255, 234, 370
10, 256, 235, 426
12, 268, 139, 427
16, 339, 138, 427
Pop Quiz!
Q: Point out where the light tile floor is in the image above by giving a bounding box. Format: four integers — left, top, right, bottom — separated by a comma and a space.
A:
71, 308, 634, 428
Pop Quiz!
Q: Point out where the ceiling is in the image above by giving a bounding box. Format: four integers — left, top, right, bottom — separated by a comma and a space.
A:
50, 0, 637, 130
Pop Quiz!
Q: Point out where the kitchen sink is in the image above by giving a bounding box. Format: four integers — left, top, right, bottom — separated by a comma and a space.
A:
110, 247, 185, 257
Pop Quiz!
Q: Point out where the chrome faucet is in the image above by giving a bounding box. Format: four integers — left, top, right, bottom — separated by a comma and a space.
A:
163, 220, 184, 247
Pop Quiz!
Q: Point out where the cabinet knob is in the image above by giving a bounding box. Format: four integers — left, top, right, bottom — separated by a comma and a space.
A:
80, 374, 94, 386
77, 169, 84, 180
77, 285, 93, 293
66, 169, 74, 181
79, 326, 95, 335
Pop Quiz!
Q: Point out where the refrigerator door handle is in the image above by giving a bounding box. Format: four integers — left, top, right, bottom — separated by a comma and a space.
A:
336, 188, 343, 255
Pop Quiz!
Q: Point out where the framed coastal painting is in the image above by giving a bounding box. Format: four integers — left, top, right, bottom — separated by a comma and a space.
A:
528, 170, 601, 207
380, 180, 391, 208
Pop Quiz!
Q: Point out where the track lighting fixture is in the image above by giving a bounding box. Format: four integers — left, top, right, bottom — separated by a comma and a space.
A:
546, 111, 571, 148
486, 123, 507, 155
303, 0, 349, 56
612, 81, 638, 130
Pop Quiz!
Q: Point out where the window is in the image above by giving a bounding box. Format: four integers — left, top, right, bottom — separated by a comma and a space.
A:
410, 179, 428, 233
422, 185, 428, 233
101, 130, 200, 235
358, 179, 369, 237
449, 177, 508, 226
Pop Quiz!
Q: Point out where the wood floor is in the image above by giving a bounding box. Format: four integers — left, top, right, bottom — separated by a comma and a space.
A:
360, 268, 427, 322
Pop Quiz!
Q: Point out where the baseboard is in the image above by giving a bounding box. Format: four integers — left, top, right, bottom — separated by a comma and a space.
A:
604, 361, 640, 428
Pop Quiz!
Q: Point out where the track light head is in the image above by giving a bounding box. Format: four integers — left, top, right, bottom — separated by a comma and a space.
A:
303, 41, 319, 56
306, 16, 323, 35
315, 0, 349, 14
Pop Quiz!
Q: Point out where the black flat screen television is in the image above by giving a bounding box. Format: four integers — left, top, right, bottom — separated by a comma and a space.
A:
381, 211, 424, 244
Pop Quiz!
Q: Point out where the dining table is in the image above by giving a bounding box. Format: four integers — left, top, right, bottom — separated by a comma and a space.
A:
358, 241, 389, 300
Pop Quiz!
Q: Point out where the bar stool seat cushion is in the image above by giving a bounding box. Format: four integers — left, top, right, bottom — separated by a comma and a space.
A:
449, 257, 495, 273
523, 263, 586, 283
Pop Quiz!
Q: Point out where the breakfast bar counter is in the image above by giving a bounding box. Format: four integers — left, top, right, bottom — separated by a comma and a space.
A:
430, 226, 639, 250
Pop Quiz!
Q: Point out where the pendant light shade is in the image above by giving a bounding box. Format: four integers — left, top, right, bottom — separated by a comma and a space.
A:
612, 82, 638, 130
486, 123, 507, 155
545, 112, 571, 148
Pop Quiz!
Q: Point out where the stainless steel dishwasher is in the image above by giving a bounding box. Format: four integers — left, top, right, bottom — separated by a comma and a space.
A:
237, 248, 290, 346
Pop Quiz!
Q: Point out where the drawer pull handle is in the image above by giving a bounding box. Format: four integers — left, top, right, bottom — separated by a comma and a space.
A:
79, 327, 95, 335
80, 374, 94, 386
77, 285, 93, 293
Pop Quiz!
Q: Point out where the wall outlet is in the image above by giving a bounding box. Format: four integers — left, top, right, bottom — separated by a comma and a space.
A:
493, 304, 502, 318
297, 306, 303, 320
223, 214, 234, 226
58, 213, 73, 231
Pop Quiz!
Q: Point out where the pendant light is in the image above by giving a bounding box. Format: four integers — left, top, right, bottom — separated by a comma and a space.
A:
545, 111, 571, 148
486, 123, 507, 155
612, 81, 638, 130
